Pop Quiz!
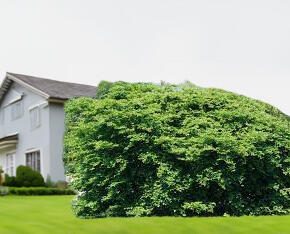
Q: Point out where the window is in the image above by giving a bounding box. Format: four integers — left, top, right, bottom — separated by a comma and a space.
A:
30, 106, 41, 129
26, 151, 41, 173
11, 100, 23, 120
5, 153, 15, 176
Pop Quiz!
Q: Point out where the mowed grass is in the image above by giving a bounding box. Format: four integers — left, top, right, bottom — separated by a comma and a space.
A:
0, 196, 289, 234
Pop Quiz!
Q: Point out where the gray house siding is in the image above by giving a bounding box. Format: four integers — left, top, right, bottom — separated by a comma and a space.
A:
49, 103, 66, 182
0, 82, 64, 181
0, 73, 97, 183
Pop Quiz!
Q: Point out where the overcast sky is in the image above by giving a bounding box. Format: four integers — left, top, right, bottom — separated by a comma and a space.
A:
0, 0, 289, 115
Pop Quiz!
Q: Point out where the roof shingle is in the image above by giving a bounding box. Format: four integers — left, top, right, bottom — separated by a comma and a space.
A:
7, 72, 97, 100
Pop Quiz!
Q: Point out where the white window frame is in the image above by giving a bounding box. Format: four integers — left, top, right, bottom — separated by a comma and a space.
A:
4, 151, 16, 176
25, 150, 41, 173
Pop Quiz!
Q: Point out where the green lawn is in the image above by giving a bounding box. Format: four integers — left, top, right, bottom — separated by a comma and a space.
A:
0, 196, 289, 234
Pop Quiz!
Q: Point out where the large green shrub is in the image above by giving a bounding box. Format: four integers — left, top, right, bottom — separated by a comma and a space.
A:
64, 82, 290, 218
16, 166, 45, 187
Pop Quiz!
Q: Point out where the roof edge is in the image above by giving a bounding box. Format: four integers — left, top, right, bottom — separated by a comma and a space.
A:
0, 77, 12, 104
6, 73, 50, 99
47, 98, 66, 104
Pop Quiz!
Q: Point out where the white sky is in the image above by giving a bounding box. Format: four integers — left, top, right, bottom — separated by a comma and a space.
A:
0, 0, 289, 115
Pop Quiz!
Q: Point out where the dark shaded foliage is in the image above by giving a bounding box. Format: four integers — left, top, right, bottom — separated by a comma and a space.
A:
3, 174, 17, 187
7, 187, 75, 195
16, 166, 45, 187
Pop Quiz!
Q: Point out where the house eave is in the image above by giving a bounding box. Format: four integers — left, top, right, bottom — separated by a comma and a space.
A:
47, 98, 67, 104
0, 77, 13, 105
6, 73, 50, 100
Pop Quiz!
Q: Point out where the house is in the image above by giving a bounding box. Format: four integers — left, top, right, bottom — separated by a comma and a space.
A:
0, 73, 97, 182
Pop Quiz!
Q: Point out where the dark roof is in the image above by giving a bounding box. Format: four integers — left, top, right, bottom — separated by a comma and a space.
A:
6, 72, 97, 100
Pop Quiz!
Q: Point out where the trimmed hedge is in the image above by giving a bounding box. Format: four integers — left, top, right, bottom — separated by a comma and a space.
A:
4, 166, 45, 187
8, 187, 75, 196
16, 166, 45, 187
64, 82, 290, 218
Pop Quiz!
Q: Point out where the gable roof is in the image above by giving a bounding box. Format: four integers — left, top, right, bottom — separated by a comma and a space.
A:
0, 72, 97, 102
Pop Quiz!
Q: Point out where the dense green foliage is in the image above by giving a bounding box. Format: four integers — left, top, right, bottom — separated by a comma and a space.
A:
64, 82, 290, 218
4, 166, 69, 189
6, 166, 45, 187
3, 174, 18, 187
95, 80, 120, 99
4, 166, 45, 187
7, 187, 75, 195
16, 166, 45, 187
